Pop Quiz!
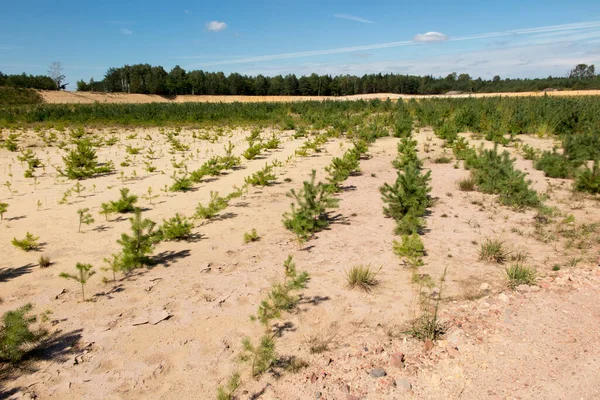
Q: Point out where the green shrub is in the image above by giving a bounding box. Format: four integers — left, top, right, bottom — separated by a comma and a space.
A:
38, 255, 51, 268
457, 176, 476, 191
470, 145, 540, 208
479, 239, 510, 263
195, 192, 228, 219
534, 150, 580, 178
574, 160, 600, 194
433, 154, 452, 164
520, 144, 539, 160
243, 229, 260, 243
240, 335, 276, 378
245, 164, 276, 186
346, 265, 379, 292
242, 142, 262, 160
282, 170, 339, 241
0, 304, 47, 363
160, 214, 193, 241
563, 131, 600, 161
61, 139, 114, 180
12, 232, 40, 251
505, 263, 536, 289
220, 142, 242, 169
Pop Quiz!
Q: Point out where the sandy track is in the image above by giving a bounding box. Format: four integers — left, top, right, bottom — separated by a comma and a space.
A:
39, 90, 600, 104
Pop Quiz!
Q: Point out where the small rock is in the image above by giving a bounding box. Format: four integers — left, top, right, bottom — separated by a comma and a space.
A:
479, 283, 490, 292
369, 367, 386, 378
315, 392, 322, 399
390, 353, 405, 369
424, 339, 434, 352
498, 293, 509, 303
396, 378, 412, 391
516, 284, 531, 292
340, 383, 350, 393
310, 372, 318, 383
347, 396, 361, 400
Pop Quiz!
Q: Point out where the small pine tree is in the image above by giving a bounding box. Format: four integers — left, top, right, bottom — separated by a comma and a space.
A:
101, 253, 123, 286
282, 170, 339, 241
239, 335, 276, 378
117, 209, 160, 271
72, 182, 85, 197
61, 139, 114, 180
11, 232, 40, 251
0, 303, 48, 363
160, 213, 193, 241
216, 372, 241, 400
142, 186, 159, 206
77, 208, 95, 233
60, 262, 96, 301
107, 188, 138, 213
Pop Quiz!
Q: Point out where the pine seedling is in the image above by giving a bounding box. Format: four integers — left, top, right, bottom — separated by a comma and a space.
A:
117, 208, 160, 271
102, 253, 123, 286
142, 186, 159, 206
108, 188, 138, 213
37, 200, 43, 211
77, 208, 95, 233
0, 303, 48, 363
253, 256, 309, 326
61, 139, 113, 179
216, 372, 241, 400
99, 202, 113, 221
11, 232, 40, 251
160, 213, 193, 241
72, 182, 85, 197
243, 229, 260, 243
244, 164, 276, 186
282, 170, 339, 241
58, 189, 72, 205
0, 202, 7, 220
4, 181, 15, 195
60, 262, 96, 301
195, 192, 228, 220
169, 171, 193, 192
239, 335, 276, 378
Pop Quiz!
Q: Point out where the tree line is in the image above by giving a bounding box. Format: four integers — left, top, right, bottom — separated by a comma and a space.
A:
76, 63, 600, 96
2, 63, 598, 96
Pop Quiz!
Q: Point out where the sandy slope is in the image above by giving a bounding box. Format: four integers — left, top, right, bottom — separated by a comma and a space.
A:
39, 90, 600, 104
1, 126, 599, 399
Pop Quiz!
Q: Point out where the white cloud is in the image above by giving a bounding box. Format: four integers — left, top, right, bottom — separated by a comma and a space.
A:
334, 14, 374, 24
120, 28, 133, 35
206, 21, 227, 32
413, 31, 448, 42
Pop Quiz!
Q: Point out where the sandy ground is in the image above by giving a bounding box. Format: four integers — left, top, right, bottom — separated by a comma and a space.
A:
1, 126, 599, 399
38, 90, 600, 104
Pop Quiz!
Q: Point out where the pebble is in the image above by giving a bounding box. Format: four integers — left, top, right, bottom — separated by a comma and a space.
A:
315, 391, 322, 399
479, 282, 490, 292
369, 368, 387, 378
391, 353, 405, 368
396, 378, 412, 391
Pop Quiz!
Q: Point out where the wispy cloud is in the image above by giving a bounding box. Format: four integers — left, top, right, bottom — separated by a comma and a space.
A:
120, 28, 133, 35
334, 14, 374, 24
206, 21, 227, 32
413, 32, 448, 42
185, 20, 600, 67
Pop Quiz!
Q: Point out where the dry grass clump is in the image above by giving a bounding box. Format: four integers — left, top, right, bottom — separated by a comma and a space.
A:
346, 265, 380, 292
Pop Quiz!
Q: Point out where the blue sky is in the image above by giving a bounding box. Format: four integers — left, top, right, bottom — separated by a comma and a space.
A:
1, 0, 600, 89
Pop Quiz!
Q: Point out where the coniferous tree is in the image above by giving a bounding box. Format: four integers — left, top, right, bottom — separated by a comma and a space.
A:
60, 263, 96, 301
117, 208, 160, 271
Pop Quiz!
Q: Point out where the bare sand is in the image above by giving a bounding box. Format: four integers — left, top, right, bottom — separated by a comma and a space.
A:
1, 126, 599, 399
39, 90, 600, 104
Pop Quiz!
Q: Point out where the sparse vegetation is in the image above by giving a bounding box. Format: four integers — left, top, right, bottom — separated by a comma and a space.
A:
117, 209, 160, 271
505, 263, 537, 289
160, 213, 194, 241
479, 239, 510, 263
346, 265, 380, 292
243, 229, 260, 243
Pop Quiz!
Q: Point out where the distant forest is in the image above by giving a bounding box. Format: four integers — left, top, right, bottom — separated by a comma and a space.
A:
2, 63, 598, 96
